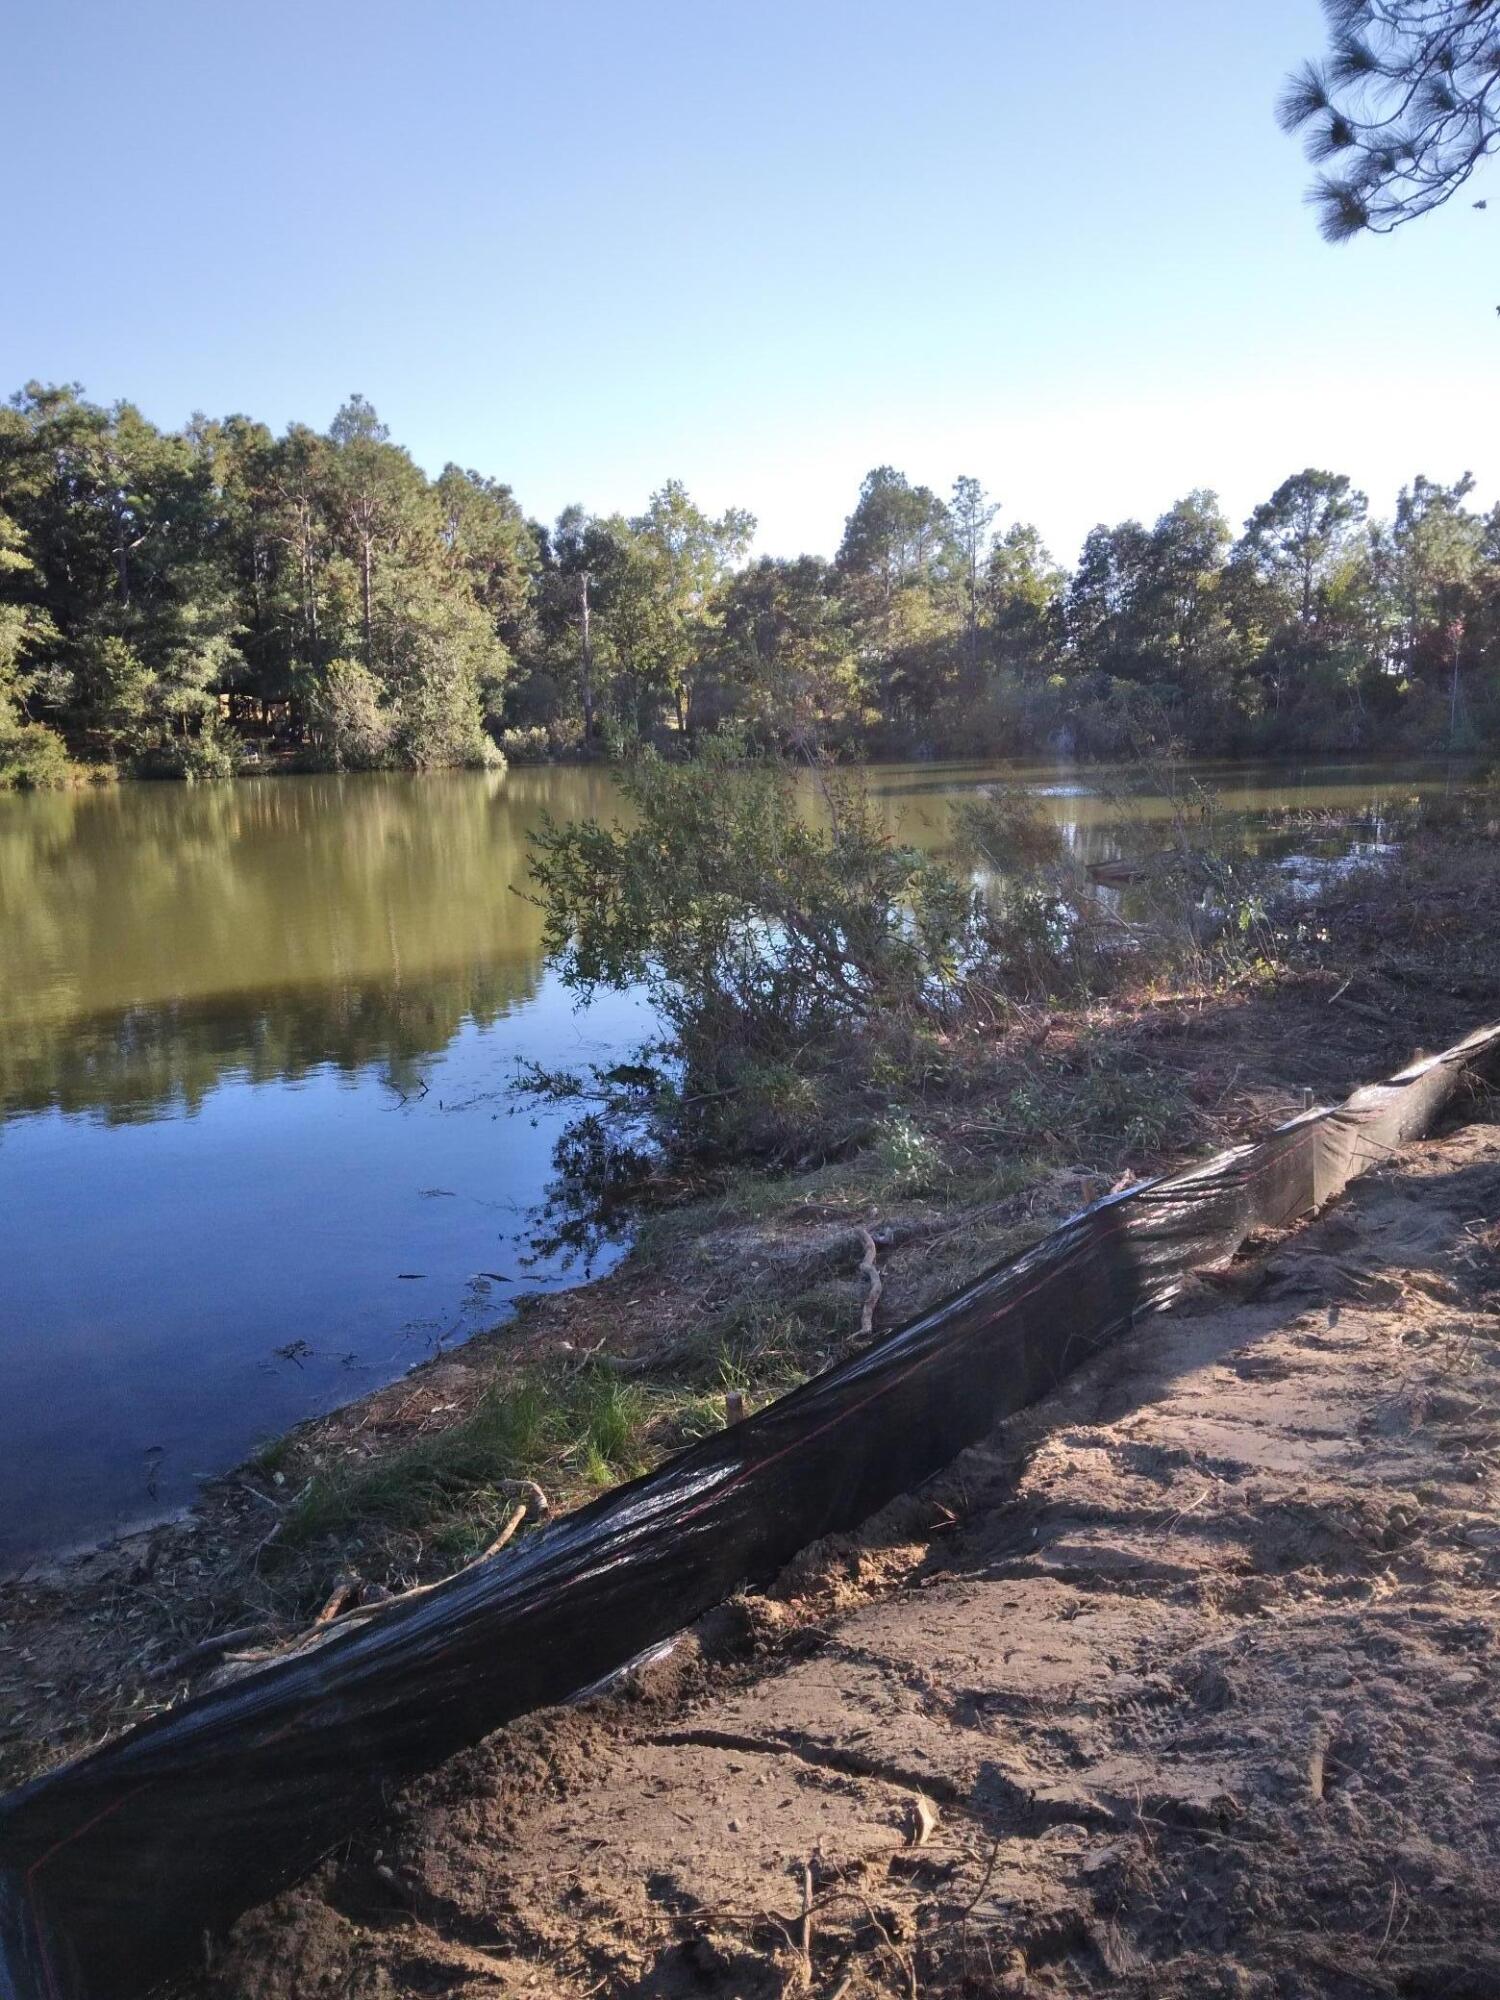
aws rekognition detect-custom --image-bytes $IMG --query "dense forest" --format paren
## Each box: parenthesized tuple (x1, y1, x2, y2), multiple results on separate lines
(1, 379, 1497, 787)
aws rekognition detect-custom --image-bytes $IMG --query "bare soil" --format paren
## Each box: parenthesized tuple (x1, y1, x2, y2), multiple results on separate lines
(198, 1113, 1500, 2000)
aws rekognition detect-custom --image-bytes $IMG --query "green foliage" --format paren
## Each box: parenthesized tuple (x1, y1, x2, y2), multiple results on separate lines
(0, 501, 68, 787)
(497, 725, 553, 763)
(135, 719, 242, 782)
(3, 378, 1500, 772)
(526, 743, 988, 1160)
(285, 1377, 551, 1546)
(694, 555, 861, 748)
(1002, 1048, 1198, 1162)
(0, 716, 72, 789)
(674, 1277, 862, 1392)
(1067, 492, 1242, 737)
(982, 882, 1098, 999)
(870, 1113, 946, 1195)
(1236, 469, 1368, 628)
(283, 1362, 651, 1550)
(0, 383, 515, 777)
(380, 586, 505, 770)
(309, 657, 394, 770)
(0, 504, 56, 712)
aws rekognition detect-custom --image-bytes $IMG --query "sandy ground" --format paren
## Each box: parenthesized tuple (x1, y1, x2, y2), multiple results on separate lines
(202, 1113, 1500, 2000)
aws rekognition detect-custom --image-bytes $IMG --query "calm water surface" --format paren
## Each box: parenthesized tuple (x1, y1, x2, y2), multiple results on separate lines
(0, 759, 1465, 1561)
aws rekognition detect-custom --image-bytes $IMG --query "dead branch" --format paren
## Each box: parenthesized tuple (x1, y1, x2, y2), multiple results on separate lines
(857, 1228, 882, 1338)
(161, 1623, 276, 1679)
(478, 1503, 528, 1561)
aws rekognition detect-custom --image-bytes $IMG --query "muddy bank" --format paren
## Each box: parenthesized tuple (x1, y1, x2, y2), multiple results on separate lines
(207, 1114, 1500, 2000)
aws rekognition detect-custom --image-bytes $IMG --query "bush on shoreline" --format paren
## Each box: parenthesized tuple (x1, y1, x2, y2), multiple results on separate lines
(524, 744, 996, 1166)
(521, 745, 1278, 1185)
(0, 716, 73, 789)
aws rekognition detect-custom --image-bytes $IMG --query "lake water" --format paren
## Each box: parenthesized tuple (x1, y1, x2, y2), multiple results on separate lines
(0, 758, 1466, 1563)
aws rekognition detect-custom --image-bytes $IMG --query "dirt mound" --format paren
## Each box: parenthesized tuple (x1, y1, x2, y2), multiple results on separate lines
(201, 1119, 1500, 1999)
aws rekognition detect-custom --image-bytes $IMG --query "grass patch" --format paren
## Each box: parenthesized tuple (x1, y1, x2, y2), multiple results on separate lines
(636, 1141, 959, 1253)
(996, 1046, 1200, 1161)
(282, 1365, 654, 1554)
(683, 1279, 858, 1391)
(278, 1263, 886, 1568)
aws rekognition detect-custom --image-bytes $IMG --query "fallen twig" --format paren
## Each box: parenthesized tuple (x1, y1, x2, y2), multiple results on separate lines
(1307, 1726, 1329, 1803)
(161, 1623, 276, 1679)
(857, 1228, 882, 1338)
(478, 1503, 527, 1561)
(250, 1518, 283, 1568)
(314, 1574, 360, 1626)
(288, 1489, 550, 1650)
(497, 1477, 551, 1519)
(798, 1859, 814, 1990)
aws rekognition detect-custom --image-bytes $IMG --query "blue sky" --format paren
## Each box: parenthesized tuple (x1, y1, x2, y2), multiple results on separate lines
(4, 0, 1496, 563)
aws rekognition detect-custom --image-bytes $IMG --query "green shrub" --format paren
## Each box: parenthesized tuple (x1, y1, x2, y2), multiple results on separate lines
(1003, 1048, 1196, 1164)
(309, 658, 393, 770)
(1071, 1057, 1194, 1154)
(499, 725, 552, 763)
(179, 724, 242, 781)
(0, 718, 72, 790)
(135, 721, 242, 781)
(870, 1113, 945, 1195)
(524, 744, 988, 1163)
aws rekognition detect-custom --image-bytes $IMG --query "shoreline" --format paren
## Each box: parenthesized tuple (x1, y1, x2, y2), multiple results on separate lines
(5, 742, 1489, 798)
(7, 756, 1487, 1567)
(4, 817, 1498, 1791)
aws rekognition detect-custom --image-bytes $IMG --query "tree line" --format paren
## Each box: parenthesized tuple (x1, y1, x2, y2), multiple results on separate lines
(2, 379, 1497, 786)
